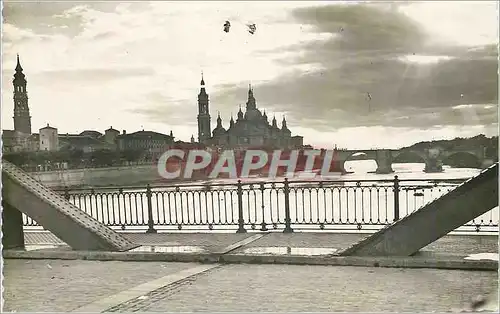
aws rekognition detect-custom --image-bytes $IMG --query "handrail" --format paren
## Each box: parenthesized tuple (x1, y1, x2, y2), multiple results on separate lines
(51, 177, 470, 192)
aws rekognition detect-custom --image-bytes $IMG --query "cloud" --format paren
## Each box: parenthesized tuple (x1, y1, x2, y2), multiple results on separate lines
(3, 2, 332, 136)
(35, 68, 155, 83)
(2, 2, 122, 37)
(1, 1, 498, 148)
(211, 3, 498, 130)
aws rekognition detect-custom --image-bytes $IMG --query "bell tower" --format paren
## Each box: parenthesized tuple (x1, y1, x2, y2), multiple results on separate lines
(197, 72, 211, 143)
(13, 54, 32, 135)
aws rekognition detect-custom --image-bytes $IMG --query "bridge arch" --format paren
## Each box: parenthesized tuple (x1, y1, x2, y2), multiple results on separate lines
(392, 150, 427, 163)
(391, 150, 427, 171)
(442, 151, 482, 168)
(341, 151, 380, 174)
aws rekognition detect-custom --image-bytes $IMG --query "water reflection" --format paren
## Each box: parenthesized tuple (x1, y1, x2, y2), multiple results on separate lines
(241, 246, 338, 256)
(128, 245, 206, 253)
(464, 253, 499, 261)
(24, 244, 70, 251)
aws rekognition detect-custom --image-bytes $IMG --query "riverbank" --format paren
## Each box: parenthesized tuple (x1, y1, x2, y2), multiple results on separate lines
(28, 161, 486, 189)
(29, 165, 346, 189)
(29, 165, 204, 188)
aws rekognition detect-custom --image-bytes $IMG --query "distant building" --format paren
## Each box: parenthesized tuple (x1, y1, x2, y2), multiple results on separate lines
(39, 124, 59, 151)
(116, 130, 175, 153)
(2, 130, 23, 152)
(58, 134, 109, 153)
(79, 130, 103, 139)
(196, 75, 303, 149)
(104, 127, 120, 146)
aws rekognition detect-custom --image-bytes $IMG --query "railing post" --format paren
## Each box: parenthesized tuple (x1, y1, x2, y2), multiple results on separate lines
(283, 178, 294, 233)
(146, 184, 157, 234)
(236, 180, 247, 233)
(393, 175, 400, 222)
(259, 183, 268, 231)
(63, 187, 70, 201)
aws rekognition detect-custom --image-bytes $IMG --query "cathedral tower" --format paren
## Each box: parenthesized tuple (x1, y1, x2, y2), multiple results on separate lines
(13, 54, 31, 134)
(197, 72, 211, 143)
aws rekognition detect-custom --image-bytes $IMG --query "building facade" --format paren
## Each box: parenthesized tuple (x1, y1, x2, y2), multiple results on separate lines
(196, 76, 303, 149)
(104, 127, 120, 147)
(39, 124, 59, 151)
(116, 130, 175, 153)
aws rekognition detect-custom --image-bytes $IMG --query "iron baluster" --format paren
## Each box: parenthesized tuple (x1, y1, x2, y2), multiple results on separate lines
(283, 178, 293, 233)
(236, 180, 246, 233)
(260, 183, 268, 231)
(393, 175, 400, 221)
(146, 184, 157, 233)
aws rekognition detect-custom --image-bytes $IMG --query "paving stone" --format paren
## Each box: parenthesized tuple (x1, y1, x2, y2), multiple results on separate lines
(423, 235, 498, 255)
(2, 259, 197, 312)
(3, 259, 497, 312)
(24, 231, 64, 244)
(139, 264, 498, 312)
(105, 266, 223, 312)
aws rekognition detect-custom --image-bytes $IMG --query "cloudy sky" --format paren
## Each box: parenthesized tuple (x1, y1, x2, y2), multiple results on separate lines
(2, 1, 498, 149)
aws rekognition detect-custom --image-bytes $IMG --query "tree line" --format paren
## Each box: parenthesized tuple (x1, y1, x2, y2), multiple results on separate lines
(2, 149, 151, 171)
(404, 134, 498, 160)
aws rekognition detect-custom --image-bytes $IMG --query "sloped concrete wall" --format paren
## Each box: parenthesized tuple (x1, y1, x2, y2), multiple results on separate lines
(30, 165, 161, 188)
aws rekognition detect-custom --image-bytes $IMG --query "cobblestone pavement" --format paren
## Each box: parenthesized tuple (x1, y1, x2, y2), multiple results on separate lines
(23, 231, 498, 255)
(118, 265, 498, 312)
(2, 260, 497, 312)
(2, 259, 196, 312)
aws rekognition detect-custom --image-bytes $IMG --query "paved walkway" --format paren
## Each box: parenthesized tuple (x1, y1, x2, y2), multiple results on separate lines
(3, 232, 497, 312)
(3, 259, 497, 312)
(24, 231, 499, 255)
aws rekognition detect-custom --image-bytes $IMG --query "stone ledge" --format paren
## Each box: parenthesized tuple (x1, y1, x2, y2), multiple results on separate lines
(2, 250, 220, 263)
(3, 250, 497, 271)
(221, 254, 498, 271)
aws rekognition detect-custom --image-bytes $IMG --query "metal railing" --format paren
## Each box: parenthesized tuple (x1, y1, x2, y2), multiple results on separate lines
(22, 177, 499, 233)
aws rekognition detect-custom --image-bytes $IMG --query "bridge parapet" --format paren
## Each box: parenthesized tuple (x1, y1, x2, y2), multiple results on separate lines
(335, 146, 487, 174)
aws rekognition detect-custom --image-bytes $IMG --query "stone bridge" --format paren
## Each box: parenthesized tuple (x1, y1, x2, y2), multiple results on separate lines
(335, 147, 488, 174)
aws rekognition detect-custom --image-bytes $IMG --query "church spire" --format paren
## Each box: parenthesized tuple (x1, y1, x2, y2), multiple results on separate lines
(282, 116, 288, 129)
(230, 113, 235, 128)
(14, 54, 26, 81)
(199, 71, 207, 96)
(237, 105, 244, 120)
(15, 54, 23, 72)
(246, 83, 256, 110)
(217, 111, 222, 126)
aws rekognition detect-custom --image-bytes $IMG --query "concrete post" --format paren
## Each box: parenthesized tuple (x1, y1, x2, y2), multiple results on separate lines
(1, 200, 25, 250)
